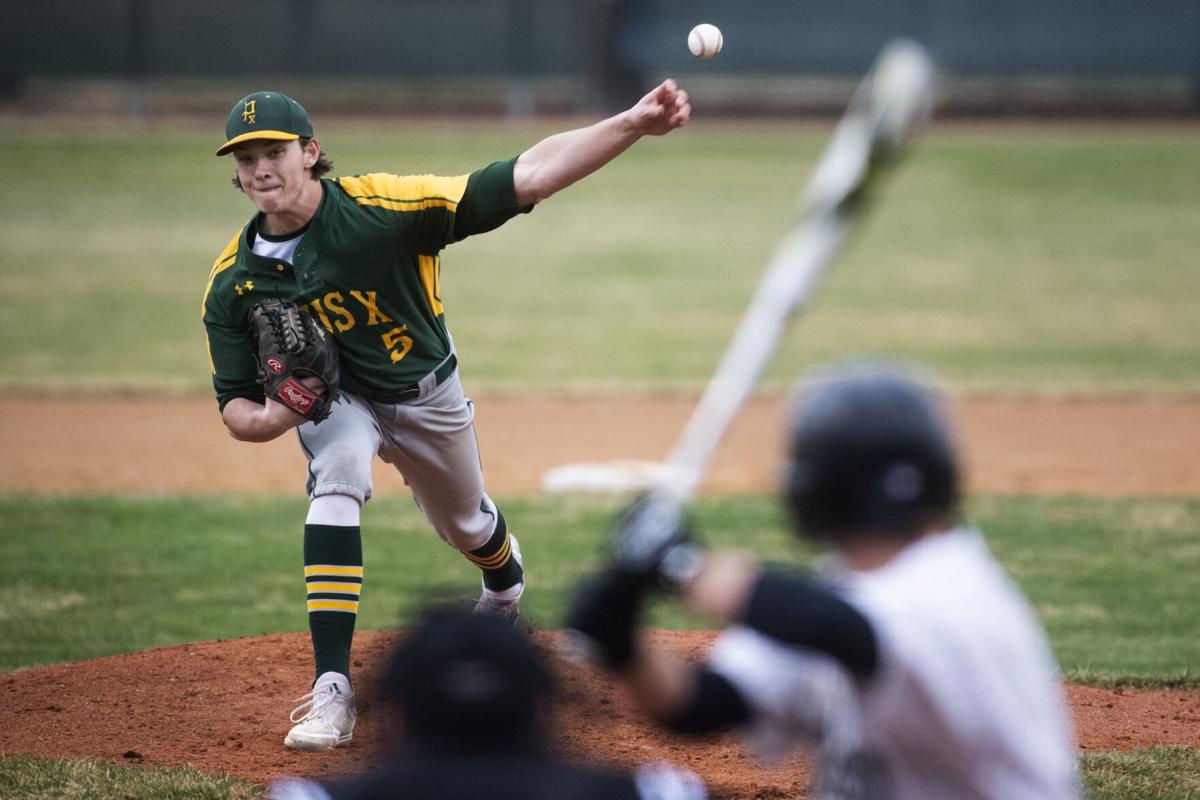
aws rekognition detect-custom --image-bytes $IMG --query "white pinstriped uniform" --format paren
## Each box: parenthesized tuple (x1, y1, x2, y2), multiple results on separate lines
(708, 528, 1082, 800)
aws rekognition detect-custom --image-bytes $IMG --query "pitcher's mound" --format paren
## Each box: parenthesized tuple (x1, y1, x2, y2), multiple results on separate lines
(2, 630, 1199, 799)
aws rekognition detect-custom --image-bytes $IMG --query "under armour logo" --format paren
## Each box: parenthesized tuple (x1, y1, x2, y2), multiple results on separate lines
(242, 100, 256, 125)
(234, 281, 254, 296)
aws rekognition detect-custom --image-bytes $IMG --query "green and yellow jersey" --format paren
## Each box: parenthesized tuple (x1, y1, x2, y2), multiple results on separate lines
(202, 157, 531, 410)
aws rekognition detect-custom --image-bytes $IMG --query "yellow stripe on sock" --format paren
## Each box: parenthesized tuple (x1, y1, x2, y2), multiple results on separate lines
(466, 538, 510, 568)
(307, 599, 360, 613)
(304, 565, 364, 577)
(465, 536, 511, 569)
(306, 582, 362, 595)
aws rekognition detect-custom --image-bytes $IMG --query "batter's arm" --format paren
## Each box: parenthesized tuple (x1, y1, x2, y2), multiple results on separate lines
(626, 643, 752, 734)
(566, 568, 751, 733)
(683, 552, 880, 677)
(512, 79, 689, 205)
(568, 549, 877, 731)
(613, 553, 756, 724)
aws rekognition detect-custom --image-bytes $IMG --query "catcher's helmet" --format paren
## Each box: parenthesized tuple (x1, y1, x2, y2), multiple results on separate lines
(784, 362, 960, 541)
(385, 604, 551, 753)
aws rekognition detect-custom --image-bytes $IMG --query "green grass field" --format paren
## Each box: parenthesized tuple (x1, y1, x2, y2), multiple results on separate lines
(1, 492, 1199, 798)
(1, 493, 1197, 683)
(1, 117, 1197, 797)
(0, 121, 1197, 393)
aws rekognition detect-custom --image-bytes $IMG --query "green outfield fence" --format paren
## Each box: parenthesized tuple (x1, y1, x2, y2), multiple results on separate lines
(2, 0, 1198, 117)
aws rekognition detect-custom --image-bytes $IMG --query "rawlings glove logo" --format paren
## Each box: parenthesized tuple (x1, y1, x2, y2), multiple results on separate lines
(279, 377, 317, 415)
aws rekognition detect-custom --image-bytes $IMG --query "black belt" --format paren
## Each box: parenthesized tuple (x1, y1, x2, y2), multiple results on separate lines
(358, 354, 457, 404)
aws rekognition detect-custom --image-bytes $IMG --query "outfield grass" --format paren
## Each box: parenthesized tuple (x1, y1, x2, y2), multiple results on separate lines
(1, 492, 1197, 685)
(0, 121, 1196, 393)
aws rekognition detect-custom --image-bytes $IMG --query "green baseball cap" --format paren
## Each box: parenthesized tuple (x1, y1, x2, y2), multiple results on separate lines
(215, 91, 314, 156)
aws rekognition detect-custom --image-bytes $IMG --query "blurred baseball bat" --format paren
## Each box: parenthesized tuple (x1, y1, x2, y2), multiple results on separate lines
(547, 40, 936, 569)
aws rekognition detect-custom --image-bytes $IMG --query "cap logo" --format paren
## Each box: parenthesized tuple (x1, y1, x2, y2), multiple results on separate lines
(242, 100, 256, 125)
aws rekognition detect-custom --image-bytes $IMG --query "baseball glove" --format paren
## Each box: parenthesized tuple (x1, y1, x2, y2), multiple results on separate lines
(248, 299, 340, 423)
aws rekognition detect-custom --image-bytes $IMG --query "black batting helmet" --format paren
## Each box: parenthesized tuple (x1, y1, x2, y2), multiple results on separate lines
(784, 362, 960, 541)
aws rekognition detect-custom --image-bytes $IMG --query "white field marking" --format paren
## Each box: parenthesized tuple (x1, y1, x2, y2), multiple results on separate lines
(541, 460, 680, 494)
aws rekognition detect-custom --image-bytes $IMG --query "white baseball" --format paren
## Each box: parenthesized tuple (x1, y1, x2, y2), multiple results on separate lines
(688, 23, 723, 60)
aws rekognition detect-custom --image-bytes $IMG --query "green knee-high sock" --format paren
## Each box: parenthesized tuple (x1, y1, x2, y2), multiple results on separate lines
(465, 508, 523, 591)
(303, 524, 363, 682)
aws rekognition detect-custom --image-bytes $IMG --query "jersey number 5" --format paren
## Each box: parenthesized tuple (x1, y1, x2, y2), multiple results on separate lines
(381, 325, 414, 363)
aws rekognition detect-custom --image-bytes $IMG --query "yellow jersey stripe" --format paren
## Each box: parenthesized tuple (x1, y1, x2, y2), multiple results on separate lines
(338, 173, 469, 214)
(304, 565, 365, 577)
(200, 232, 242, 321)
(352, 195, 458, 213)
(307, 600, 360, 613)
(306, 582, 363, 595)
(418, 255, 445, 316)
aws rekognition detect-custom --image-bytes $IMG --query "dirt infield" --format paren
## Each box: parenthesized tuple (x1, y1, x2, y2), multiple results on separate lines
(2, 393, 1199, 496)
(2, 630, 1198, 799)
(2, 392, 1198, 796)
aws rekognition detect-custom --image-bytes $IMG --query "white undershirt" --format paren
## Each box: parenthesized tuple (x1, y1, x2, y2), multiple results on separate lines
(251, 229, 304, 263)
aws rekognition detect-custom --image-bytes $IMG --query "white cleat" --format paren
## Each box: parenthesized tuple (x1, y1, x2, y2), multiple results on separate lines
(473, 589, 523, 626)
(284, 671, 356, 751)
(473, 535, 524, 627)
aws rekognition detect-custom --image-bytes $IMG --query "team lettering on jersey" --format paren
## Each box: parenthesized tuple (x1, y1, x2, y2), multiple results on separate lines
(306, 289, 414, 364)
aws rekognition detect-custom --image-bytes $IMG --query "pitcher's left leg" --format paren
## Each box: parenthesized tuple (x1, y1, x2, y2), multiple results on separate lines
(378, 374, 524, 619)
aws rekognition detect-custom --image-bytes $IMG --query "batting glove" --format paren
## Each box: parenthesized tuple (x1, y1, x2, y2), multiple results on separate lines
(565, 569, 648, 670)
(611, 493, 706, 593)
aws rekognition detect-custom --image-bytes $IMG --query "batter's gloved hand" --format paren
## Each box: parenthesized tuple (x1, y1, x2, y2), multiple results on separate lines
(249, 299, 340, 424)
(612, 493, 707, 594)
(565, 568, 648, 671)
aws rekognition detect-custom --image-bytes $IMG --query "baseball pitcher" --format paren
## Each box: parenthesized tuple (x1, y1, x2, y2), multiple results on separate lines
(202, 85, 689, 751)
